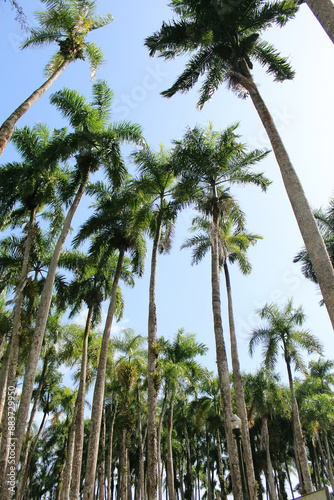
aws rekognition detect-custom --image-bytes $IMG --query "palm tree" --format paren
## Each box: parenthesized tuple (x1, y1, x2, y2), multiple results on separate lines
(299, 0, 334, 45)
(0, 0, 113, 158)
(132, 144, 179, 500)
(173, 122, 269, 500)
(114, 328, 147, 500)
(160, 329, 207, 500)
(182, 209, 262, 500)
(145, 0, 334, 328)
(249, 299, 324, 494)
(2, 81, 143, 496)
(72, 180, 149, 500)
(56, 247, 134, 500)
(294, 196, 334, 296)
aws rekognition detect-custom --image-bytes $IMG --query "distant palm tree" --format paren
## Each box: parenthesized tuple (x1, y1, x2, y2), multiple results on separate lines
(145, 0, 334, 328)
(0, 0, 113, 158)
(132, 144, 179, 499)
(72, 181, 149, 500)
(294, 197, 334, 299)
(249, 299, 324, 494)
(3, 81, 143, 496)
(174, 121, 269, 500)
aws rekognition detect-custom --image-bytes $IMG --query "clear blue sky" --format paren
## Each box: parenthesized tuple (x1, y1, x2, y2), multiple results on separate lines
(1, 0, 334, 383)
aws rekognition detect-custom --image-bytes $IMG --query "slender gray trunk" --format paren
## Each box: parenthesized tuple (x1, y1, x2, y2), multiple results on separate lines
(0, 344, 10, 435)
(223, 261, 257, 500)
(0, 206, 37, 484)
(260, 415, 278, 500)
(70, 305, 94, 500)
(166, 394, 176, 500)
(137, 386, 145, 500)
(147, 209, 163, 500)
(320, 431, 334, 492)
(285, 358, 313, 493)
(16, 351, 50, 500)
(59, 412, 76, 500)
(106, 395, 118, 500)
(210, 213, 242, 500)
(0, 61, 68, 159)
(305, 0, 334, 44)
(158, 386, 168, 500)
(216, 428, 227, 500)
(98, 406, 106, 500)
(237, 65, 334, 329)
(83, 249, 125, 500)
(0, 175, 89, 500)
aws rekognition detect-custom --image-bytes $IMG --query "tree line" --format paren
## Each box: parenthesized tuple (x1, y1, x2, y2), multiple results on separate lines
(0, 1, 334, 499)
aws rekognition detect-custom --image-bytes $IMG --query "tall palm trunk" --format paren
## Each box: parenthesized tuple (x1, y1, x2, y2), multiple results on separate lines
(0, 174, 89, 500)
(210, 212, 242, 500)
(319, 431, 334, 492)
(0, 206, 37, 486)
(260, 415, 278, 500)
(223, 261, 257, 500)
(158, 386, 168, 500)
(137, 386, 145, 500)
(216, 428, 227, 500)
(237, 64, 334, 328)
(285, 357, 313, 493)
(70, 305, 94, 500)
(0, 61, 68, 159)
(16, 350, 50, 500)
(166, 393, 176, 500)
(98, 406, 106, 500)
(83, 248, 125, 500)
(106, 395, 118, 500)
(59, 411, 76, 500)
(147, 211, 163, 500)
(305, 0, 334, 44)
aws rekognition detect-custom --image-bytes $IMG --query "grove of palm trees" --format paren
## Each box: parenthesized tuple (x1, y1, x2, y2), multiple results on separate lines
(0, 1, 334, 500)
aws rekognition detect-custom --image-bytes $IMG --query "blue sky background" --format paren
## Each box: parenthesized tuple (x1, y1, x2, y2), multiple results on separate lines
(1, 0, 334, 384)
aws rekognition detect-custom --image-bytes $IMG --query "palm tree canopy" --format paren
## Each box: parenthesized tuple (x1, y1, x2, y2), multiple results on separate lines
(173, 122, 270, 215)
(294, 196, 334, 284)
(145, 0, 298, 108)
(249, 299, 324, 373)
(22, 0, 113, 79)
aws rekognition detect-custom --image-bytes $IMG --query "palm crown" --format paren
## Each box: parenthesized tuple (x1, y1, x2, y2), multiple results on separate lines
(145, 0, 298, 107)
(22, 0, 113, 79)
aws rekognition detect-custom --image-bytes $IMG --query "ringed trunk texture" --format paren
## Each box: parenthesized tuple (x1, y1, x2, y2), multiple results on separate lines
(285, 359, 313, 494)
(238, 68, 334, 329)
(147, 212, 163, 500)
(210, 217, 242, 500)
(59, 413, 76, 500)
(305, 0, 334, 44)
(70, 306, 94, 500)
(0, 175, 89, 500)
(223, 261, 257, 500)
(106, 395, 118, 500)
(260, 416, 278, 500)
(0, 206, 37, 485)
(137, 386, 145, 500)
(157, 386, 168, 500)
(166, 395, 176, 500)
(83, 249, 125, 500)
(0, 61, 68, 159)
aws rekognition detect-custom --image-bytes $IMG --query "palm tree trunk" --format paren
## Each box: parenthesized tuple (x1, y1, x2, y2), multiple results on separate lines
(0, 206, 37, 486)
(137, 386, 145, 500)
(223, 261, 257, 500)
(237, 65, 334, 328)
(206, 428, 213, 500)
(210, 213, 242, 500)
(59, 412, 76, 500)
(106, 395, 118, 500)
(260, 415, 278, 500)
(98, 405, 106, 500)
(147, 211, 163, 500)
(70, 305, 94, 500)
(216, 428, 227, 500)
(184, 425, 194, 500)
(285, 358, 313, 493)
(0, 343, 10, 434)
(83, 248, 125, 500)
(166, 394, 176, 500)
(320, 431, 334, 492)
(305, 0, 334, 44)
(16, 350, 50, 500)
(0, 61, 68, 159)
(0, 174, 89, 500)
(158, 386, 168, 500)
